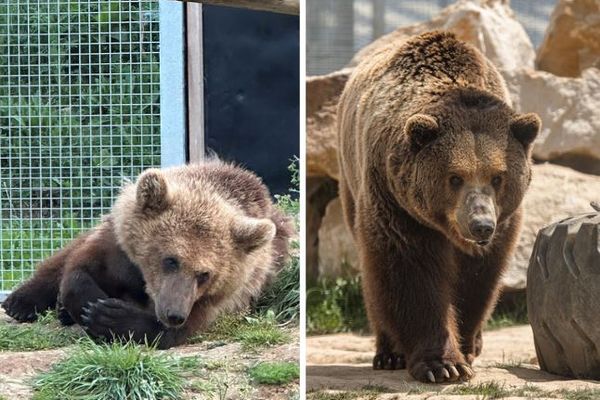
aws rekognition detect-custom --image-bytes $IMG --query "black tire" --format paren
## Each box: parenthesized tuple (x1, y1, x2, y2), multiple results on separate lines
(527, 211, 600, 379)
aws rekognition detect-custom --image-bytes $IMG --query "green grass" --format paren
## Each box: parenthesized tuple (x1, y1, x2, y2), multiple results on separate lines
(254, 158, 300, 324)
(307, 390, 382, 400)
(0, 311, 83, 351)
(307, 271, 368, 335)
(560, 389, 600, 400)
(0, 217, 88, 290)
(190, 313, 291, 351)
(449, 384, 600, 400)
(307, 271, 530, 335)
(248, 361, 299, 385)
(450, 382, 510, 398)
(32, 339, 183, 400)
(485, 292, 529, 330)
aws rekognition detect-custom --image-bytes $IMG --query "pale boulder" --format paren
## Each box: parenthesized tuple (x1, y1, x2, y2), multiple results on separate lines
(503, 67, 600, 175)
(317, 197, 358, 278)
(306, 70, 350, 179)
(351, 0, 535, 70)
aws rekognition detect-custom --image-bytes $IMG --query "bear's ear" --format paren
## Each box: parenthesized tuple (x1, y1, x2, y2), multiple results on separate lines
(231, 217, 276, 253)
(510, 113, 540, 151)
(404, 114, 439, 151)
(136, 169, 170, 213)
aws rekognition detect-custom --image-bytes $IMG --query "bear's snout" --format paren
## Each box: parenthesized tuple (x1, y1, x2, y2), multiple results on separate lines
(165, 310, 187, 327)
(468, 217, 495, 244)
(456, 190, 497, 245)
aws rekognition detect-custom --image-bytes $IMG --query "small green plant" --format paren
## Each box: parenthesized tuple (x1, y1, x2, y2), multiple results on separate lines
(191, 312, 291, 351)
(248, 361, 299, 385)
(449, 382, 510, 399)
(32, 339, 183, 400)
(307, 390, 381, 400)
(307, 272, 368, 334)
(485, 293, 529, 330)
(0, 311, 82, 351)
(255, 157, 300, 323)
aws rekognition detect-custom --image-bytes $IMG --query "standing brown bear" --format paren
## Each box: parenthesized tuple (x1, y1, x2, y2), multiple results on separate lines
(337, 31, 540, 383)
(2, 160, 293, 349)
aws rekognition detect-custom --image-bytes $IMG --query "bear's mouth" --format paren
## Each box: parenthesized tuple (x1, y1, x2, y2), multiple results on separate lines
(476, 240, 489, 246)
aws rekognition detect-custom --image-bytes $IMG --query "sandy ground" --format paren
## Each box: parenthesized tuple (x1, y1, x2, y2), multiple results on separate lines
(307, 326, 600, 399)
(0, 310, 299, 400)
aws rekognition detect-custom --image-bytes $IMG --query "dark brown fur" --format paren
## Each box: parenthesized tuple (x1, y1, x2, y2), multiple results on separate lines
(337, 31, 540, 382)
(2, 160, 293, 349)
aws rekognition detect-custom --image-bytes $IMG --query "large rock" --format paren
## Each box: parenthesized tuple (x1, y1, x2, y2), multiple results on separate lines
(503, 67, 600, 175)
(536, 0, 600, 77)
(306, 70, 350, 179)
(307, 0, 534, 180)
(504, 163, 600, 291)
(307, 178, 339, 283)
(317, 197, 358, 278)
(352, 0, 535, 70)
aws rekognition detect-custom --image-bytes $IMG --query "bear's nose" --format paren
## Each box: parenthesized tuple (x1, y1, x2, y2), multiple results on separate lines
(469, 218, 495, 241)
(166, 312, 186, 327)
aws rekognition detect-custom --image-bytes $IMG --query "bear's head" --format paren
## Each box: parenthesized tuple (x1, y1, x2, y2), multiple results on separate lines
(386, 88, 540, 253)
(112, 168, 276, 328)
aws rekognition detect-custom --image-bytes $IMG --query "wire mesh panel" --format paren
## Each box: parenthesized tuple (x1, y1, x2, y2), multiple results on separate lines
(0, 1, 162, 292)
(307, 0, 556, 75)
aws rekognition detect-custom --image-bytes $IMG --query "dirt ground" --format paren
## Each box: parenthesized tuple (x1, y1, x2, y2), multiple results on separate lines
(307, 326, 600, 399)
(0, 310, 299, 400)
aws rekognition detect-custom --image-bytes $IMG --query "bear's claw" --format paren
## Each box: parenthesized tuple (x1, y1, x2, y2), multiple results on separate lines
(411, 360, 474, 383)
(373, 352, 406, 370)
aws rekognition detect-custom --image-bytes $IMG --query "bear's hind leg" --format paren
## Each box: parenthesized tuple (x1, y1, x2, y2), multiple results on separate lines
(2, 247, 71, 322)
(373, 332, 406, 370)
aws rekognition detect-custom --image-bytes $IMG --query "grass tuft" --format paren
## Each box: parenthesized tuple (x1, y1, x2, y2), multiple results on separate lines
(449, 382, 510, 399)
(255, 157, 300, 324)
(0, 311, 82, 351)
(307, 272, 367, 335)
(191, 313, 291, 351)
(248, 361, 299, 385)
(32, 339, 183, 400)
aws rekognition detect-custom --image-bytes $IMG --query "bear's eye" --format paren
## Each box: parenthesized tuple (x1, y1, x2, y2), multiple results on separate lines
(492, 175, 503, 187)
(196, 272, 210, 286)
(162, 257, 179, 272)
(449, 175, 463, 189)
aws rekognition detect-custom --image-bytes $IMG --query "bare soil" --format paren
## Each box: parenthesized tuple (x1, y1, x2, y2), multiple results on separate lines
(307, 326, 600, 399)
(0, 310, 299, 400)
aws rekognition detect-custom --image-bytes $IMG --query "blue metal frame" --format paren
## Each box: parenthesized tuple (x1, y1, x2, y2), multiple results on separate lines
(159, 0, 187, 167)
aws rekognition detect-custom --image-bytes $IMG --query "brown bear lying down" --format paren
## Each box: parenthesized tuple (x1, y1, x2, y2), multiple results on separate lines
(337, 31, 540, 383)
(2, 160, 293, 349)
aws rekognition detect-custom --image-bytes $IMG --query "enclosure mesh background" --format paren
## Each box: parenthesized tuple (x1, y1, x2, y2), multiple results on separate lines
(307, 0, 556, 75)
(0, 2, 161, 291)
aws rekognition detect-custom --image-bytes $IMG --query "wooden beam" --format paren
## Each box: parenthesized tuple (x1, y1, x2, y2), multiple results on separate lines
(186, 3, 205, 163)
(173, 0, 299, 15)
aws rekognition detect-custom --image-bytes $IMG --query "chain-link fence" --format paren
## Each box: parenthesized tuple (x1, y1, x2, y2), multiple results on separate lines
(0, 1, 162, 292)
(307, 0, 556, 75)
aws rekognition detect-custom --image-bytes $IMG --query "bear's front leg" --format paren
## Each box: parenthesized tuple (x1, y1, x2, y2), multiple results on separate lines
(361, 238, 474, 383)
(372, 332, 406, 370)
(80, 298, 167, 345)
(81, 298, 196, 349)
(454, 235, 513, 364)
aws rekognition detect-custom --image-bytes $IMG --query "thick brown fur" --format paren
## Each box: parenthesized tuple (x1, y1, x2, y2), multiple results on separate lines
(337, 31, 540, 383)
(2, 159, 294, 349)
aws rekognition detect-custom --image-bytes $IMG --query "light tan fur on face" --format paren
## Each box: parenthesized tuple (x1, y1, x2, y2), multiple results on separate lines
(111, 161, 284, 328)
